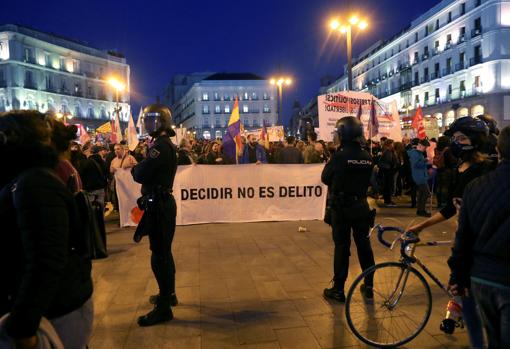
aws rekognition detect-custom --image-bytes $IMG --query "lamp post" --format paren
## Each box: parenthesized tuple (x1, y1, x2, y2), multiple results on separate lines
(329, 16, 368, 91)
(108, 77, 126, 123)
(270, 77, 292, 126)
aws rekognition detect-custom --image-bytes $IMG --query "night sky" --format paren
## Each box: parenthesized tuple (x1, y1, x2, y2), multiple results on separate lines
(1, 0, 440, 124)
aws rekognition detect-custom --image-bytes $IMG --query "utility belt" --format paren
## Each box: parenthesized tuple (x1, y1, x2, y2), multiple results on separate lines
(331, 192, 366, 206)
(138, 187, 173, 210)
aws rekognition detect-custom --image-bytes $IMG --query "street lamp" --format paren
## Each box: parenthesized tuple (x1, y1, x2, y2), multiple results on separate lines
(108, 77, 126, 124)
(270, 76, 292, 126)
(329, 15, 369, 91)
(56, 112, 74, 124)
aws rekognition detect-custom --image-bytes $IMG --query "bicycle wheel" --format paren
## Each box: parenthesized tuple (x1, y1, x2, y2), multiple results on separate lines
(345, 262, 432, 348)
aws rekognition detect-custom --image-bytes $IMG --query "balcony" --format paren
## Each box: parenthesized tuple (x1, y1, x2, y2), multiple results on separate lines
(445, 41, 453, 50)
(430, 71, 440, 80)
(413, 57, 420, 65)
(433, 48, 441, 56)
(400, 82, 413, 91)
(421, 53, 429, 61)
(0, 80, 6, 88)
(420, 76, 430, 84)
(458, 35, 466, 44)
(442, 67, 453, 76)
(24, 81, 38, 90)
(471, 27, 482, 38)
(23, 57, 37, 65)
(470, 56, 483, 67)
(455, 62, 466, 71)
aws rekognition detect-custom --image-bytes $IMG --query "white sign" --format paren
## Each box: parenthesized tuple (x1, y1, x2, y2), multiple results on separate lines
(243, 126, 285, 142)
(115, 164, 327, 226)
(318, 91, 402, 142)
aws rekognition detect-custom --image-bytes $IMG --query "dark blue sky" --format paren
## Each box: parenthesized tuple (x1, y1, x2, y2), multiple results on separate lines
(1, 0, 439, 124)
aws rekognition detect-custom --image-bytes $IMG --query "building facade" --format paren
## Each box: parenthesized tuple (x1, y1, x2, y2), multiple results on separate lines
(0, 24, 130, 128)
(170, 73, 278, 140)
(327, 0, 510, 130)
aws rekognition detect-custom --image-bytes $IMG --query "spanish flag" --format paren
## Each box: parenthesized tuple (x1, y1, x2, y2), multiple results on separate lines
(223, 97, 243, 164)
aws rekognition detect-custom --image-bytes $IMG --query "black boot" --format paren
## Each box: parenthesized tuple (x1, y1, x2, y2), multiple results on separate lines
(149, 293, 178, 306)
(138, 298, 173, 327)
(323, 285, 345, 302)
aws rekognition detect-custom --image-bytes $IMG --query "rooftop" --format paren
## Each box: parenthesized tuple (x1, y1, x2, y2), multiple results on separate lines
(0, 23, 126, 63)
(204, 73, 265, 81)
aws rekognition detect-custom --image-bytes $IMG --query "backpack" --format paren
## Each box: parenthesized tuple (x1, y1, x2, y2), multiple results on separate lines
(67, 173, 107, 259)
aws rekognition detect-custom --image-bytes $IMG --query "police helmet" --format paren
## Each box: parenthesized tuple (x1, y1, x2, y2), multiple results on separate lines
(444, 116, 489, 147)
(142, 103, 176, 137)
(336, 116, 363, 143)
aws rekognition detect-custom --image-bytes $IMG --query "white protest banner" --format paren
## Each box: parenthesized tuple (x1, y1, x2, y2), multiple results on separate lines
(116, 164, 327, 227)
(318, 91, 402, 142)
(243, 126, 285, 142)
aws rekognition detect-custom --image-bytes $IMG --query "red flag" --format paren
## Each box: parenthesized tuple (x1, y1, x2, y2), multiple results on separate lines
(412, 106, 427, 139)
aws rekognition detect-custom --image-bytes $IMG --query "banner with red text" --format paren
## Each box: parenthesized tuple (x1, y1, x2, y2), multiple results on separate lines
(115, 164, 327, 227)
(318, 91, 402, 142)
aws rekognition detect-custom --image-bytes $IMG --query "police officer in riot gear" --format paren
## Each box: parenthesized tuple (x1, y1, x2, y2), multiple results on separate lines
(321, 116, 376, 302)
(131, 104, 178, 326)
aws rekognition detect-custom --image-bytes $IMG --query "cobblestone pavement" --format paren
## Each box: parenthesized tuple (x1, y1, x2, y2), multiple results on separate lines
(90, 198, 471, 348)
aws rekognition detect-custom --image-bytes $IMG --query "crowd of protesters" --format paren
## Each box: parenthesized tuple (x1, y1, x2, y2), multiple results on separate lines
(0, 108, 509, 348)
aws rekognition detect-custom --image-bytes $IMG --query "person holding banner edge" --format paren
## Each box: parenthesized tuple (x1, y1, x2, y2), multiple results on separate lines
(321, 116, 376, 302)
(131, 104, 179, 327)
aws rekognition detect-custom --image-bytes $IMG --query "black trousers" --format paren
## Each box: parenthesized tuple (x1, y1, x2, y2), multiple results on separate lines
(381, 170, 395, 204)
(147, 195, 177, 299)
(331, 201, 375, 291)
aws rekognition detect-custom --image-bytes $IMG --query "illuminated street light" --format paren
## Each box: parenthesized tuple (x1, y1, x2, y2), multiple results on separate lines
(108, 76, 126, 138)
(328, 15, 369, 90)
(270, 75, 293, 125)
(55, 112, 73, 123)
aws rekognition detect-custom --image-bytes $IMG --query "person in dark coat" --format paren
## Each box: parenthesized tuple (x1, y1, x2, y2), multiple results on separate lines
(0, 111, 93, 349)
(278, 136, 304, 164)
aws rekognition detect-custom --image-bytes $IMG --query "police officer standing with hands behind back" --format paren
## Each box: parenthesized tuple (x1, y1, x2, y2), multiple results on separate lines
(321, 116, 376, 302)
(131, 104, 178, 327)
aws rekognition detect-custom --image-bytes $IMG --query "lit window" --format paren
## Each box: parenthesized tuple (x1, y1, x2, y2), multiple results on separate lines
(224, 104, 231, 113)
(202, 92, 209, 101)
(214, 92, 220, 101)
(215, 105, 221, 113)
(243, 92, 249, 100)
(243, 105, 249, 113)
(263, 93, 269, 100)
(263, 105, 270, 113)
(203, 105, 210, 114)
(252, 92, 258, 100)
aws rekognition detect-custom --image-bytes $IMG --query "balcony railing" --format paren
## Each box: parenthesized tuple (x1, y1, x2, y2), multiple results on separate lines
(0, 80, 6, 88)
(458, 35, 466, 44)
(455, 62, 466, 71)
(470, 56, 483, 66)
(420, 76, 430, 84)
(442, 67, 453, 76)
(24, 81, 37, 90)
(421, 53, 429, 61)
(413, 57, 420, 65)
(445, 41, 453, 50)
(471, 27, 482, 38)
(430, 71, 440, 80)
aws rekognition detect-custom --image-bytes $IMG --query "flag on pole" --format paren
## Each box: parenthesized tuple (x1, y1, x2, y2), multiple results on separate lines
(77, 124, 91, 144)
(356, 103, 363, 120)
(96, 121, 112, 134)
(223, 97, 243, 164)
(412, 106, 427, 139)
(260, 121, 270, 150)
(111, 112, 122, 144)
(367, 98, 379, 139)
(127, 113, 138, 151)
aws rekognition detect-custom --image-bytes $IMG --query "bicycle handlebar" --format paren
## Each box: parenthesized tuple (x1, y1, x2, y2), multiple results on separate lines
(372, 224, 421, 263)
(372, 224, 405, 248)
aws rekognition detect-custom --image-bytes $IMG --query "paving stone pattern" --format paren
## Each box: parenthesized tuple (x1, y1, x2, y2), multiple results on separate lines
(90, 201, 471, 348)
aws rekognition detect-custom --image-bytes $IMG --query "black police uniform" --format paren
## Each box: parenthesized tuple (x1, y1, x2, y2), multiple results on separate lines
(321, 141, 376, 297)
(132, 135, 178, 324)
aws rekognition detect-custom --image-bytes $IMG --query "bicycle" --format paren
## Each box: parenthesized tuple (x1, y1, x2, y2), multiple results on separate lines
(344, 224, 460, 348)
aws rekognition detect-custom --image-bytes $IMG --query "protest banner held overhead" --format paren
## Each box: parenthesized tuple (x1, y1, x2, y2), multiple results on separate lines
(115, 164, 327, 227)
(318, 91, 402, 142)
